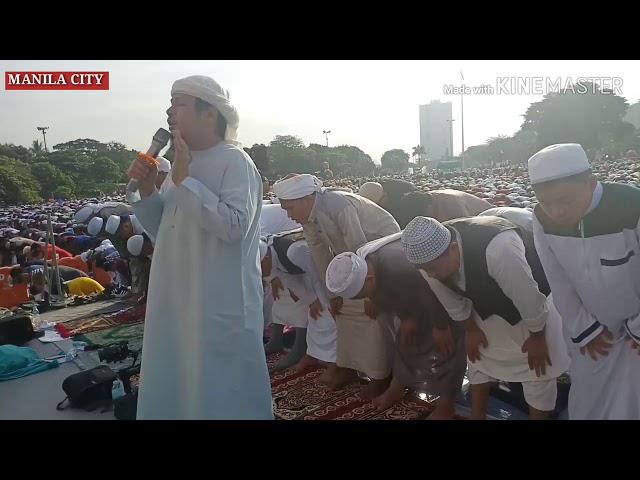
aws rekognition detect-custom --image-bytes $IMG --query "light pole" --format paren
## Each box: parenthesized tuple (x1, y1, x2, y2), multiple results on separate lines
(37, 126, 49, 152)
(446, 119, 455, 160)
(323, 130, 331, 147)
(460, 71, 465, 169)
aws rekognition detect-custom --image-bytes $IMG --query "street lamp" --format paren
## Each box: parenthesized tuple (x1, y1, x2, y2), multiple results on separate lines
(446, 119, 455, 160)
(37, 126, 49, 152)
(323, 130, 331, 147)
(460, 70, 465, 169)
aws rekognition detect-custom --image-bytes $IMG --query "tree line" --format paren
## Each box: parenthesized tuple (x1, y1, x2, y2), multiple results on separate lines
(462, 81, 640, 167)
(0, 139, 137, 205)
(1, 80, 638, 204)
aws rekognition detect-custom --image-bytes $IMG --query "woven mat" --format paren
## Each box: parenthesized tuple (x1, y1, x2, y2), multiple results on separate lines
(58, 304, 145, 337)
(74, 322, 145, 349)
(267, 353, 465, 420)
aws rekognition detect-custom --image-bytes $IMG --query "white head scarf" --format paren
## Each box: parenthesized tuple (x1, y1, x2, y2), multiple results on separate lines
(105, 215, 121, 235)
(171, 75, 240, 144)
(87, 217, 104, 236)
(156, 156, 171, 173)
(358, 182, 384, 204)
(130, 215, 145, 235)
(273, 174, 323, 200)
(127, 235, 145, 256)
(259, 238, 269, 261)
(325, 252, 368, 299)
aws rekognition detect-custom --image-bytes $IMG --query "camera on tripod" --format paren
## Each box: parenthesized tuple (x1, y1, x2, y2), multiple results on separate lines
(98, 341, 132, 363)
(93, 340, 141, 396)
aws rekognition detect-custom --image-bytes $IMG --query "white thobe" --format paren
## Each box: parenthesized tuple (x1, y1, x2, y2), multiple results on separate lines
(260, 204, 301, 235)
(274, 241, 337, 363)
(303, 189, 400, 378)
(260, 206, 303, 330)
(132, 142, 273, 420)
(424, 229, 570, 383)
(533, 182, 640, 419)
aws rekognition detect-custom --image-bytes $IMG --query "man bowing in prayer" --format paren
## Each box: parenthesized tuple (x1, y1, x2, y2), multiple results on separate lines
(260, 231, 338, 376)
(127, 75, 273, 420)
(325, 235, 467, 418)
(529, 143, 640, 419)
(402, 216, 570, 420)
(273, 174, 400, 399)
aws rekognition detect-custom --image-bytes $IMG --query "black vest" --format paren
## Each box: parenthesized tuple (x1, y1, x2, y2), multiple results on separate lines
(443, 216, 550, 326)
(272, 231, 306, 275)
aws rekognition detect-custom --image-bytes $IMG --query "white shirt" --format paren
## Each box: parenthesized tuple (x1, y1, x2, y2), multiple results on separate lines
(260, 204, 300, 235)
(426, 229, 548, 333)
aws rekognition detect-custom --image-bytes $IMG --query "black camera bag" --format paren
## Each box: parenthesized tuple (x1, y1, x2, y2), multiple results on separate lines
(0, 314, 38, 346)
(56, 365, 117, 412)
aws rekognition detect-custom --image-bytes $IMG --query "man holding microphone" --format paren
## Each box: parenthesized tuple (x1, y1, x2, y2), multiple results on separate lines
(127, 75, 272, 420)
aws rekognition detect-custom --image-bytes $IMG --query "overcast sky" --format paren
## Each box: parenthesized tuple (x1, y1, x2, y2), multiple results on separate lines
(2, 60, 639, 162)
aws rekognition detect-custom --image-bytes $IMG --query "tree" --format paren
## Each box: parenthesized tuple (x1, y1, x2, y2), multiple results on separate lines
(52, 138, 104, 155)
(47, 150, 89, 183)
(412, 145, 426, 166)
(269, 135, 306, 150)
(0, 143, 33, 164)
(463, 144, 493, 167)
(381, 149, 410, 173)
(269, 135, 312, 175)
(53, 185, 75, 199)
(31, 140, 45, 159)
(625, 102, 640, 129)
(89, 157, 121, 183)
(521, 81, 630, 154)
(47, 139, 137, 194)
(100, 144, 137, 181)
(249, 144, 270, 174)
(330, 145, 375, 176)
(31, 162, 75, 199)
(0, 156, 41, 204)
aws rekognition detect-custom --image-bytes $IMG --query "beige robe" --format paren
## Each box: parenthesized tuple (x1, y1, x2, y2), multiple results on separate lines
(422, 189, 492, 221)
(303, 189, 400, 379)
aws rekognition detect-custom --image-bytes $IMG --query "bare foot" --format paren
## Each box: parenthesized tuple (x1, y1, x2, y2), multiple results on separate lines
(360, 376, 392, 402)
(318, 364, 337, 385)
(125, 293, 143, 304)
(294, 355, 321, 373)
(273, 348, 306, 372)
(265, 342, 284, 355)
(426, 397, 456, 420)
(328, 367, 359, 390)
(371, 378, 406, 410)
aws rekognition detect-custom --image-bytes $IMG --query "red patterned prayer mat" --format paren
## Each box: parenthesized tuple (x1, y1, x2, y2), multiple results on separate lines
(267, 353, 465, 420)
(55, 304, 146, 337)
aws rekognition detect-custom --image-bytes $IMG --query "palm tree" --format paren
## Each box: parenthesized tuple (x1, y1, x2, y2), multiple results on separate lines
(412, 145, 427, 166)
(411, 145, 420, 164)
(31, 140, 44, 159)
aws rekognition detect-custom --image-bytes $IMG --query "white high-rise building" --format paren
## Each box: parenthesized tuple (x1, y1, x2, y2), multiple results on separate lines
(419, 100, 453, 164)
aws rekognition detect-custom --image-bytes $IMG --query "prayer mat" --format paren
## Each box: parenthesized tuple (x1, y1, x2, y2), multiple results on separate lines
(56, 304, 145, 337)
(267, 353, 467, 420)
(66, 291, 113, 307)
(74, 322, 145, 349)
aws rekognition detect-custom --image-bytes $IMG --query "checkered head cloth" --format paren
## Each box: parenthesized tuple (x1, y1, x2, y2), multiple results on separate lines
(401, 216, 451, 265)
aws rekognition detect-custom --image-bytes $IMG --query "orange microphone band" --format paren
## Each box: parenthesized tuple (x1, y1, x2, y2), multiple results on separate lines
(137, 152, 160, 167)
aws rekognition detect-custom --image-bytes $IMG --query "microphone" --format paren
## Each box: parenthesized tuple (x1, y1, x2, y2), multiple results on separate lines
(126, 128, 171, 193)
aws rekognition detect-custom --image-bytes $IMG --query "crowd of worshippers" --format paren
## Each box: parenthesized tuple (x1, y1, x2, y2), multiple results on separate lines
(2, 132, 639, 419)
(0, 180, 168, 309)
(259, 143, 640, 420)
